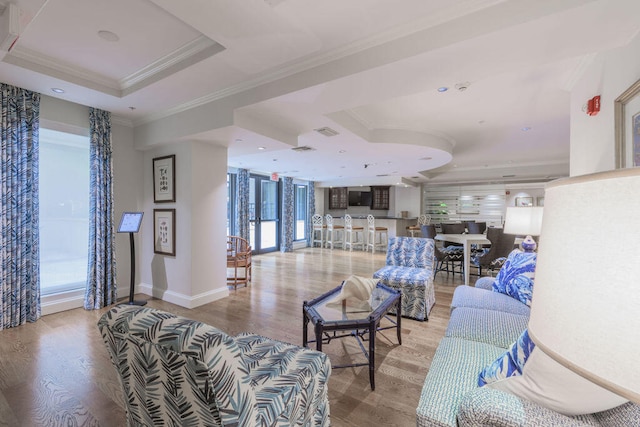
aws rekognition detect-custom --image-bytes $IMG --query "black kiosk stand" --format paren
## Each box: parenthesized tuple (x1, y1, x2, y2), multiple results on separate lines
(117, 212, 146, 306)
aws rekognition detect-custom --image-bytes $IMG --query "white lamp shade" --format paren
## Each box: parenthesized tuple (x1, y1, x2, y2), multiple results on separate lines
(503, 206, 543, 236)
(528, 168, 640, 403)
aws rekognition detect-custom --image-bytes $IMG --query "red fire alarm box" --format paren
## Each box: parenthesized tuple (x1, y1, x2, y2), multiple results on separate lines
(587, 95, 601, 116)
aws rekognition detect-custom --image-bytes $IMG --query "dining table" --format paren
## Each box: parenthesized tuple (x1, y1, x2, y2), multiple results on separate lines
(434, 233, 491, 286)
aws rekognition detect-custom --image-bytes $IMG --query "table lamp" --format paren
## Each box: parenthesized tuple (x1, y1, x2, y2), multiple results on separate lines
(503, 206, 543, 252)
(529, 168, 640, 404)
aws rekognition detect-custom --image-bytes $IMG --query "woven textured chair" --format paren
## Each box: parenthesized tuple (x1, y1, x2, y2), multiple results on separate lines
(227, 235, 252, 289)
(98, 306, 331, 426)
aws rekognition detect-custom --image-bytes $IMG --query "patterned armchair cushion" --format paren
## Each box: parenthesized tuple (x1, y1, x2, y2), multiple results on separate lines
(385, 236, 435, 269)
(98, 306, 331, 427)
(233, 333, 331, 426)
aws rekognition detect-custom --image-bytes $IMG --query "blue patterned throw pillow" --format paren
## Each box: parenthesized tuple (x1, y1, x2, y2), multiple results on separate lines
(505, 274, 534, 306)
(492, 250, 537, 295)
(478, 328, 535, 386)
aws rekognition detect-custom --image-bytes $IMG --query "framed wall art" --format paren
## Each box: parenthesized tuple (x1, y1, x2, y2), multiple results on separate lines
(614, 78, 640, 168)
(153, 155, 176, 202)
(154, 209, 176, 256)
(515, 196, 534, 207)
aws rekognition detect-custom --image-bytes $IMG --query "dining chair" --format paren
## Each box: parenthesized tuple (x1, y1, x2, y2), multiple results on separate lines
(470, 227, 517, 276)
(421, 224, 460, 278)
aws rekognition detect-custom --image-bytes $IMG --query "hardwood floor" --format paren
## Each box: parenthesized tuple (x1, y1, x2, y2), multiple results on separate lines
(0, 247, 462, 427)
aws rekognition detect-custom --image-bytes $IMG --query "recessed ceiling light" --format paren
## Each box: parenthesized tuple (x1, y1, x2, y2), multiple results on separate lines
(258, 147, 265, 150)
(272, 158, 278, 161)
(521, 127, 532, 131)
(338, 150, 346, 153)
(51, 88, 65, 93)
(437, 87, 448, 92)
(98, 30, 119, 42)
(235, 138, 243, 143)
(420, 156, 432, 161)
(128, 106, 136, 110)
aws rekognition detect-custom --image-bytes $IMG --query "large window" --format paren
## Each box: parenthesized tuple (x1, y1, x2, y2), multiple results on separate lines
(39, 129, 90, 295)
(294, 184, 308, 241)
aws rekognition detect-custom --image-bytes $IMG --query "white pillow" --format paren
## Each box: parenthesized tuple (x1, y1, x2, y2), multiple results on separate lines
(486, 347, 627, 416)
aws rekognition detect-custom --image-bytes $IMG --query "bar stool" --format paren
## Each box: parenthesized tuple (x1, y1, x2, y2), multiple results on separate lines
(344, 214, 365, 251)
(367, 214, 388, 253)
(312, 214, 324, 248)
(324, 214, 344, 249)
(407, 214, 431, 237)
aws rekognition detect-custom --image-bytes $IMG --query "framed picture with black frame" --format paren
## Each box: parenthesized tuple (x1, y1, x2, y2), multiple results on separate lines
(154, 209, 176, 256)
(153, 155, 176, 202)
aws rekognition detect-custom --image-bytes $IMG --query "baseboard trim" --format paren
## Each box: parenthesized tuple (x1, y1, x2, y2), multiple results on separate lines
(41, 290, 84, 315)
(138, 283, 229, 308)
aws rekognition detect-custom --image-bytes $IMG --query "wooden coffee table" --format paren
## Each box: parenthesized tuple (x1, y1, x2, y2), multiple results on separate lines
(302, 282, 401, 390)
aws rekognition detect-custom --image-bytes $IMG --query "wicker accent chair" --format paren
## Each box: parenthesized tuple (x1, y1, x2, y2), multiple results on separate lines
(470, 227, 516, 276)
(98, 306, 331, 426)
(227, 235, 252, 290)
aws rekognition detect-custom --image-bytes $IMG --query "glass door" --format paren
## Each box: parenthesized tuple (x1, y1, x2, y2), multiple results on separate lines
(249, 175, 280, 253)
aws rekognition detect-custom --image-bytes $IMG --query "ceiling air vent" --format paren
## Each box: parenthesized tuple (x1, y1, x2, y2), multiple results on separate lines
(314, 127, 339, 137)
(291, 146, 316, 152)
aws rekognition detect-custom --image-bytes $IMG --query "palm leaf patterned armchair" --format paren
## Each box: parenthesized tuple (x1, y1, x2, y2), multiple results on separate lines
(98, 305, 331, 426)
(373, 237, 436, 321)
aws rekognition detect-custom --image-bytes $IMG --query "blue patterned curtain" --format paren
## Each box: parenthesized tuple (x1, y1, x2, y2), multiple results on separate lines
(84, 108, 117, 309)
(280, 177, 294, 252)
(306, 181, 315, 247)
(236, 169, 250, 241)
(0, 83, 41, 330)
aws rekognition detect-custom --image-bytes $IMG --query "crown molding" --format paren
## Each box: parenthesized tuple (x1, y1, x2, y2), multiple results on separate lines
(6, 35, 224, 98)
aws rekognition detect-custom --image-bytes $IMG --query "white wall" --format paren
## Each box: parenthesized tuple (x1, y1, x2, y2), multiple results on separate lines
(570, 33, 640, 176)
(394, 186, 421, 218)
(139, 141, 229, 308)
(111, 122, 144, 298)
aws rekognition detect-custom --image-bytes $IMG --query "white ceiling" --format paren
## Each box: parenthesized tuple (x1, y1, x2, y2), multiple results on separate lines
(1, 0, 639, 187)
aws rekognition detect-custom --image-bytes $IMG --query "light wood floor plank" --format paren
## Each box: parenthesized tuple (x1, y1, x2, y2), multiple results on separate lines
(0, 247, 464, 426)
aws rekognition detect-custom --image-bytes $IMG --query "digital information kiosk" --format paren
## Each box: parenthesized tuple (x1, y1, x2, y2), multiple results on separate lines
(117, 212, 146, 305)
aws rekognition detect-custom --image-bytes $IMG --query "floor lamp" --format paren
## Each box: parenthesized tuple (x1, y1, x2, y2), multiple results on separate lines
(117, 212, 147, 306)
